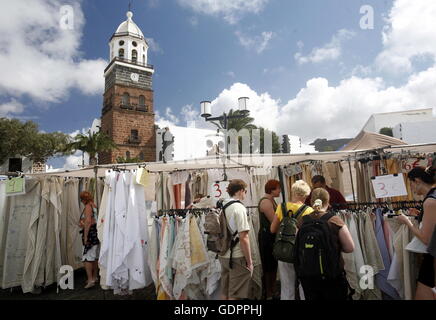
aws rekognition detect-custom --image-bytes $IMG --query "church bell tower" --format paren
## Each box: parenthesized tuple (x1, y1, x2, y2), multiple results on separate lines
(100, 10, 156, 164)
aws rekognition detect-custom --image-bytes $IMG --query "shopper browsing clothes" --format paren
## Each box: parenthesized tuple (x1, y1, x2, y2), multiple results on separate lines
(397, 166, 436, 300)
(79, 191, 100, 289)
(219, 179, 253, 300)
(306, 175, 347, 209)
(270, 180, 313, 300)
(295, 188, 355, 300)
(258, 180, 281, 300)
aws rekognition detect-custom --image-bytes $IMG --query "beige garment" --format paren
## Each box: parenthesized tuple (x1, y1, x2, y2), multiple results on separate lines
(21, 178, 46, 292)
(64, 180, 83, 270)
(247, 212, 262, 300)
(3, 179, 41, 289)
(189, 216, 209, 269)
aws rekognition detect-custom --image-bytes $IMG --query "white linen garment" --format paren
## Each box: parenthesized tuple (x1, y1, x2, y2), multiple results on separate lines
(124, 172, 152, 290)
(99, 171, 118, 288)
(111, 172, 130, 294)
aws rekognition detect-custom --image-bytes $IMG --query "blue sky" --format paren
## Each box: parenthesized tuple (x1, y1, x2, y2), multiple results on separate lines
(1, 0, 436, 168)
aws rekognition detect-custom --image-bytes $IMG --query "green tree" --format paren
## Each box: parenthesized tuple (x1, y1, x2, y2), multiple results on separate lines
(379, 127, 393, 137)
(220, 109, 257, 131)
(0, 118, 70, 163)
(65, 131, 118, 165)
(258, 127, 281, 154)
(116, 156, 141, 163)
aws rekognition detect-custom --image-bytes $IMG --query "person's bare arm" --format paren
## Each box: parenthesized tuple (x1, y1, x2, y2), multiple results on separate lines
(239, 231, 253, 274)
(338, 225, 355, 253)
(83, 204, 93, 243)
(399, 200, 436, 245)
(270, 215, 280, 234)
(260, 199, 276, 224)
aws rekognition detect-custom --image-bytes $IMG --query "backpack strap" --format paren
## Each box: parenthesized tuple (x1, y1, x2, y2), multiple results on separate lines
(281, 203, 293, 218)
(222, 200, 242, 269)
(294, 204, 309, 220)
(320, 212, 334, 222)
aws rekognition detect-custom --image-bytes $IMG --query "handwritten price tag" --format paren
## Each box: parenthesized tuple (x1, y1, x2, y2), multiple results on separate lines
(210, 181, 230, 204)
(371, 174, 408, 199)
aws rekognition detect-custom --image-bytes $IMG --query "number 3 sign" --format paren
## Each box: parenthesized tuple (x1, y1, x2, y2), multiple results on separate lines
(210, 181, 230, 204)
(371, 174, 408, 199)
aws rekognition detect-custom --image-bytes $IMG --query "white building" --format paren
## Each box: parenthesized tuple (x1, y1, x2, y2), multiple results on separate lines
(393, 121, 436, 144)
(283, 135, 317, 154)
(361, 108, 434, 133)
(361, 108, 436, 144)
(156, 125, 223, 161)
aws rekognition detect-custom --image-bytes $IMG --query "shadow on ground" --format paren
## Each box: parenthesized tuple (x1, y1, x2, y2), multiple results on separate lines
(0, 268, 157, 300)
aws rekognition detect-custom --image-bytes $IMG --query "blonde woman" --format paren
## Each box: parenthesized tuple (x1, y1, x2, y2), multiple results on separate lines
(270, 180, 314, 300)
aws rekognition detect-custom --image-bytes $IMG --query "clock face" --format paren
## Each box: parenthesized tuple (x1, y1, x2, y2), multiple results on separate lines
(130, 73, 139, 82)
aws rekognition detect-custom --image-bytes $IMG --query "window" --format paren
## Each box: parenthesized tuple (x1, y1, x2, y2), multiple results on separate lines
(119, 40, 125, 46)
(132, 41, 137, 47)
(119, 48, 124, 58)
(122, 92, 130, 106)
(131, 129, 138, 139)
(132, 49, 137, 62)
(139, 152, 145, 161)
(126, 151, 130, 159)
(139, 95, 145, 107)
(143, 55, 145, 64)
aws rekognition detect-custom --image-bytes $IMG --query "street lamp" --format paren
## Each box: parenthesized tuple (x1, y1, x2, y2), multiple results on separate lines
(200, 97, 250, 154)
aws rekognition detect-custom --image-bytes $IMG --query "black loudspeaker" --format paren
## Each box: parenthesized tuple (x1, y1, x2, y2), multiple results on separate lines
(8, 158, 22, 172)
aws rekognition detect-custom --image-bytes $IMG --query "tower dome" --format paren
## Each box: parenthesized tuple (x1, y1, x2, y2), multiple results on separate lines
(109, 11, 149, 66)
(115, 11, 144, 39)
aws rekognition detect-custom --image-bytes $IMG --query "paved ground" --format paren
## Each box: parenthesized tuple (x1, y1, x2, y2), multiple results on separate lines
(0, 268, 157, 300)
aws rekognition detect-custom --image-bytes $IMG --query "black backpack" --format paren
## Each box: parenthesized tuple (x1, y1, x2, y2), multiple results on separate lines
(294, 212, 342, 280)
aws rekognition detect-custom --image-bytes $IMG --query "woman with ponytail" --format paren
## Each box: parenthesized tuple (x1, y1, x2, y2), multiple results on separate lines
(297, 188, 354, 300)
(398, 166, 436, 300)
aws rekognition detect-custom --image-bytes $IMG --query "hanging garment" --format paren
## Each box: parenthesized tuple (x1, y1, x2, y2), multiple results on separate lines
(99, 171, 117, 288)
(64, 179, 83, 270)
(342, 213, 366, 300)
(158, 216, 173, 299)
(0, 181, 8, 280)
(111, 172, 130, 294)
(148, 217, 160, 290)
(374, 209, 401, 299)
(171, 171, 189, 185)
(2, 179, 41, 289)
(172, 215, 192, 300)
(123, 172, 152, 291)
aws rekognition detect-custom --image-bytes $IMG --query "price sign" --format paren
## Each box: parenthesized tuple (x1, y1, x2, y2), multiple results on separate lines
(210, 181, 230, 204)
(371, 174, 408, 199)
(402, 159, 430, 172)
(5, 177, 26, 196)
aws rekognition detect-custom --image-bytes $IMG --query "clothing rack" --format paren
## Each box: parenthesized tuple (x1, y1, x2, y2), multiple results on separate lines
(334, 200, 423, 208)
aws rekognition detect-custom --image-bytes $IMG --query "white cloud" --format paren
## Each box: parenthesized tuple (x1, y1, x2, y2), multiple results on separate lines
(145, 37, 163, 54)
(375, 0, 436, 74)
(235, 31, 275, 54)
(0, 0, 106, 108)
(181, 104, 200, 123)
(177, 0, 269, 24)
(63, 150, 88, 170)
(199, 62, 436, 143)
(295, 29, 355, 65)
(0, 99, 24, 117)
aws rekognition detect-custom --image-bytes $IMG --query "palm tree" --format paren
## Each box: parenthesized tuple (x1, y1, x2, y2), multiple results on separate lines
(220, 109, 257, 131)
(65, 131, 118, 165)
